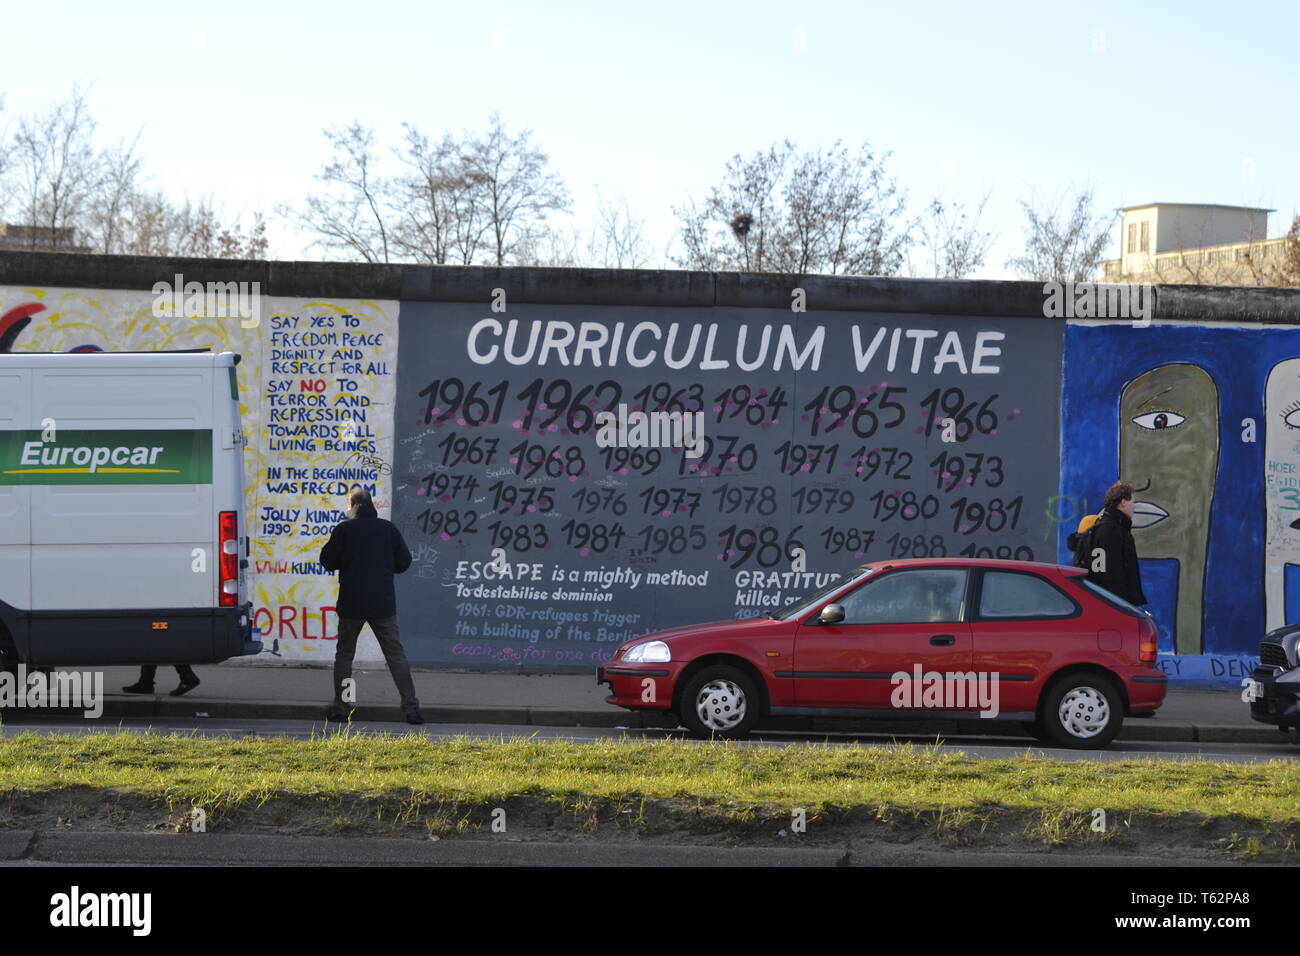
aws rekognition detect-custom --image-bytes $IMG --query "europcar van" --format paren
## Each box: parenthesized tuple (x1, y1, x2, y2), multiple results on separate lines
(0, 350, 259, 666)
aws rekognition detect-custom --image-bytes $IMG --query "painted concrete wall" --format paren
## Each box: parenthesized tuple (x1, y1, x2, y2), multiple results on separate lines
(2, 253, 1299, 685)
(0, 284, 399, 665)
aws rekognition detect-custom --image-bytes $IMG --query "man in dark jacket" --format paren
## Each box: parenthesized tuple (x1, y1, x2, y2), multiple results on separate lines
(1085, 481, 1148, 607)
(319, 487, 423, 724)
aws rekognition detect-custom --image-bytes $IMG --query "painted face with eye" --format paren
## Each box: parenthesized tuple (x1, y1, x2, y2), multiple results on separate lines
(1119, 364, 1218, 655)
(1264, 359, 1300, 630)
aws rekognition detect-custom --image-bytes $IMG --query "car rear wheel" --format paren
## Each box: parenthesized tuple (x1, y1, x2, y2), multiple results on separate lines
(1041, 674, 1124, 749)
(679, 665, 760, 740)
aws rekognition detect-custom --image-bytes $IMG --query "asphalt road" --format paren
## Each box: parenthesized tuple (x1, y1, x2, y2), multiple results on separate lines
(0, 831, 1259, 867)
(3, 715, 1298, 763)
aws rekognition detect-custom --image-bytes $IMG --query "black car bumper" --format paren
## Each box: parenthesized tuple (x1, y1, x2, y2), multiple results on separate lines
(1248, 665, 1300, 729)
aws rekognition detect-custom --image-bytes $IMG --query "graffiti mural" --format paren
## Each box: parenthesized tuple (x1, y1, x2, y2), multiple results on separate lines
(1118, 364, 1219, 654)
(1265, 356, 1300, 632)
(1062, 323, 1300, 685)
(0, 285, 399, 665)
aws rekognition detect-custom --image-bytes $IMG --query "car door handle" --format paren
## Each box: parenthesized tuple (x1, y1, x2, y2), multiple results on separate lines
(929, 634, 956, 646)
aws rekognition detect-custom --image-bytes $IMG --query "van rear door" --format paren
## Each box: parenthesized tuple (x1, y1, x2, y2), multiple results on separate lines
(0, 362, 32, 651)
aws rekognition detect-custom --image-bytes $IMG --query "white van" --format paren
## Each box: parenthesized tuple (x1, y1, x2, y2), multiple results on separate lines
(0, 350, 259, 666)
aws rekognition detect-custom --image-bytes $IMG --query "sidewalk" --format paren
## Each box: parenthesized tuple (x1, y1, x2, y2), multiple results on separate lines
(5, 664, 1289, 745)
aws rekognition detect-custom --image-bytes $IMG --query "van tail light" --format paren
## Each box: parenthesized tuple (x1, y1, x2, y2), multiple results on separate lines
(1139, 618, 1157, 663)
(219, 511, 239, 607)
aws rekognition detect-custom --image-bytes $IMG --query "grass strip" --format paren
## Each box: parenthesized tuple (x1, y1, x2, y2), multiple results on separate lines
(0, 730, 1296, 824)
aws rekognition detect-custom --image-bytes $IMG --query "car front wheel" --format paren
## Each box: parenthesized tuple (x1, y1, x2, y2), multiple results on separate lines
(679, 665, 760, 740)
(1041, 674, 1124, 749)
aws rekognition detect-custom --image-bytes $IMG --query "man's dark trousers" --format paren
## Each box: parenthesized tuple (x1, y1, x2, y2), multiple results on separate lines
(333, 616, 419, 714)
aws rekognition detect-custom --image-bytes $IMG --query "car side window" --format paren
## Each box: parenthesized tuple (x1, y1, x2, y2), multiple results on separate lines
(978, 570, 1076, 619)
(835, 569, 967, 625)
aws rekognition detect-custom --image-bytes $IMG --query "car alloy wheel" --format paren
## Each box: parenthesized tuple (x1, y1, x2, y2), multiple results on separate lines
(1057, 685, 1110, 739)
(695, 679, 747, 732)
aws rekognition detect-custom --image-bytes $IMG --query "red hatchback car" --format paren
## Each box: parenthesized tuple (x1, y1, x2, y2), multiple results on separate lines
(597, 558, 1166, 748)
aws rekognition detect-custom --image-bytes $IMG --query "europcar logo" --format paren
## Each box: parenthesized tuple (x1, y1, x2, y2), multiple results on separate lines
(0, 429, 212, 485)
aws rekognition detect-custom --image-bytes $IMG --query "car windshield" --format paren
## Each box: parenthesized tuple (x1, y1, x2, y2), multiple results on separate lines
(771, 566, 877, 621)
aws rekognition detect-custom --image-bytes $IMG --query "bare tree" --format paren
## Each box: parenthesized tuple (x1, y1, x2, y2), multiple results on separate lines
(1244, 214, 1300, 287)
(0, 88, 267, 259)
(586, 187, 648, 268)
(109, 191, 266, 260)
(392, 124, 488, 265)
(285, 123, 392, 263)
(1007, 190, 1114, 282)
(916, 192, 996, 278)
(0, 94, 8, 220)
(674, 140, 911, 275)
(675, 142, 791, 271)
(513, 223, 583, 268)
(7, 86, 102, 249)
(84, 133, 142, 254)
(459, 113, 570, 266)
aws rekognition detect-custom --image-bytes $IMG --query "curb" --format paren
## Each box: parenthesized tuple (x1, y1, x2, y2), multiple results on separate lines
(5, 698, 1292, 745)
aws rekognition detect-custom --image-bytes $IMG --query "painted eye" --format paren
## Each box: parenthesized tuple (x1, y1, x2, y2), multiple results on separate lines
(1132, 410, 1185, 430)
(1282, 401, 1300, 430)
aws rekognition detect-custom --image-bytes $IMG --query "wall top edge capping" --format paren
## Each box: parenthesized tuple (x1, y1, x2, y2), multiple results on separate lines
(1, 251, 1299, 323)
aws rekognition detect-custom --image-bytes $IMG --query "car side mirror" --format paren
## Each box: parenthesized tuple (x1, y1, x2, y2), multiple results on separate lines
(819, 603, 845, 625)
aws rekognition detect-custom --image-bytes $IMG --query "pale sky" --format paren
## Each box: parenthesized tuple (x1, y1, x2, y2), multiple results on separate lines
(2, 0, 1296, 277)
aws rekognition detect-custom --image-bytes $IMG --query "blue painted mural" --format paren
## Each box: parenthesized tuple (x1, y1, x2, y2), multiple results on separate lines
(1061, 323, 1300, 686)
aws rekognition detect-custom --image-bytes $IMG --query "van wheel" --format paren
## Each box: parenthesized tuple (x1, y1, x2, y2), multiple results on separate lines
(679, 665, 760, 740)
(1041, 675, 1124, 749)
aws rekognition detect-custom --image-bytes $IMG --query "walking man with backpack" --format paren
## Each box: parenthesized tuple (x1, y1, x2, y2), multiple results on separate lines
(1069, 481, 1148, 607)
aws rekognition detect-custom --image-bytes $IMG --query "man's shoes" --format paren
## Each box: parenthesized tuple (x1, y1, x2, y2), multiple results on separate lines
(406, 710, 425, 725)
(121, 681, 155, 694)
(326, 705, 350, 722)
(169, 677, 200, 697)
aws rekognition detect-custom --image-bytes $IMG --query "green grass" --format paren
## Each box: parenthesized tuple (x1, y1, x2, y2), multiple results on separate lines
(0, 730, 1296, 826)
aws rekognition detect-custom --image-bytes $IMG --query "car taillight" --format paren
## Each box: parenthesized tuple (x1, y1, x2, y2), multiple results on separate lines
(219, 510, 239, 607)
(1139, 618, 1157, 663)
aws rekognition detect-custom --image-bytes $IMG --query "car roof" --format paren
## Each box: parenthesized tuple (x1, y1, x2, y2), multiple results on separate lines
(860, 557, 1085, 576)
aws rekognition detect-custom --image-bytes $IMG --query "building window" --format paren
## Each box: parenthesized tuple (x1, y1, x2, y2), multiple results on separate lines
(1127, 224, 1136, 254)
(1140, 221, 1149, 252)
